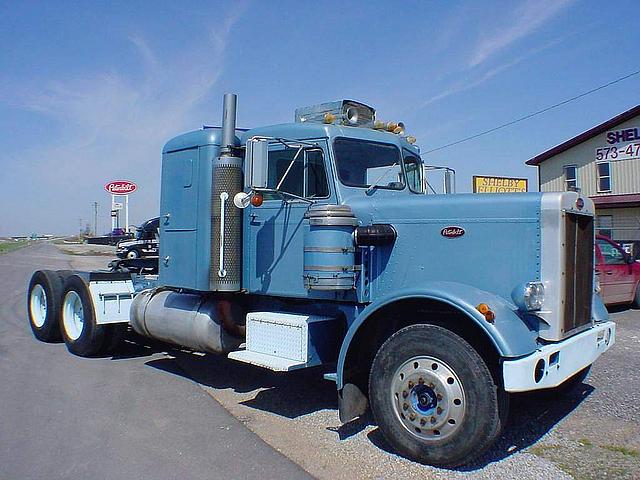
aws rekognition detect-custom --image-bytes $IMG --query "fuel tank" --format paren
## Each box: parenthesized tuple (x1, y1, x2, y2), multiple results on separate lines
(130, 289, 243, 354)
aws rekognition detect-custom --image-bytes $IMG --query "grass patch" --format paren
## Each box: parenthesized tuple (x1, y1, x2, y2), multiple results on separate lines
(528, 444, 559, 456)
(601, 444, 639, 458)
(529, 440, 639, 480)
(0, 240, 29, 254)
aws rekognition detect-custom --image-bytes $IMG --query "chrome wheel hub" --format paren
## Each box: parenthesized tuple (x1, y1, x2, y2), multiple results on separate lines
(391, 355, 466, 441)
(62, 291, 84, 341)
(29, 284, 47, 328)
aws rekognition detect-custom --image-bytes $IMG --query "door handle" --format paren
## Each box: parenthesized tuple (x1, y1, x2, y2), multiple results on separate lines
(604, 271, 614, 275)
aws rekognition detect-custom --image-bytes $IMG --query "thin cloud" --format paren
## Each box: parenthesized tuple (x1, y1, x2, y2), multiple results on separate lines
(0, 4, 246, 236)
(469, 0, 575, 68)
(421, 36, 566, 108)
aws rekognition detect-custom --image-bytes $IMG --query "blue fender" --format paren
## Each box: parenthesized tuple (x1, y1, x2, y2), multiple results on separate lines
(336, 281, 539, 389)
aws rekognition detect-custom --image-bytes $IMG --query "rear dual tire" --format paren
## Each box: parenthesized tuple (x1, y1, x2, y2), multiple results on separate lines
(60, 275, 110, 357)
(27, 270, 73, 342)
(28, 270, 126, 356)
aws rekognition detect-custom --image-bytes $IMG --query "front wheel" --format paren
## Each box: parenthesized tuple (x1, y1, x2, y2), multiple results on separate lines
(126, 249, 140, 259)
(369, 324, 503, 467)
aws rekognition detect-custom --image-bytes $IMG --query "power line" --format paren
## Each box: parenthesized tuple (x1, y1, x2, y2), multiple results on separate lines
(421, 68, 640, 155)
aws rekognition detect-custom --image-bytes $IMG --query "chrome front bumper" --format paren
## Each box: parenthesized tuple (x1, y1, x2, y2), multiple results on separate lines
(503, 321, 615, 392)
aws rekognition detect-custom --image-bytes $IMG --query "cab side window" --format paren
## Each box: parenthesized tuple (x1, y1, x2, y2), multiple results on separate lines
(266, 148, 329, 199)
(597, 239, 626, 265)
(305, 150, 329, 198)
(403, 149, 423, 193)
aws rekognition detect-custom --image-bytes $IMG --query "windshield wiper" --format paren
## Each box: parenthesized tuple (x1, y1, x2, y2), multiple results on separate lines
(365, 162, 399, 194)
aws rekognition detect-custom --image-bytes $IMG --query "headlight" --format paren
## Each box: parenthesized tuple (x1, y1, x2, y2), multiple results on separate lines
(511, 282, 545, 311)
(594, 275, 601, 293)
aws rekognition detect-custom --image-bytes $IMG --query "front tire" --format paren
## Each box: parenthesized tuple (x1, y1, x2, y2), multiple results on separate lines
(126, 249, 140, 259)
(369, 324, 502, 467)
(60, 275, 106, 357)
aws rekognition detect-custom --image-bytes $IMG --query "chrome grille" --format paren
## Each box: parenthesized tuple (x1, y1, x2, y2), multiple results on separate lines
(562, 213, 593, 336)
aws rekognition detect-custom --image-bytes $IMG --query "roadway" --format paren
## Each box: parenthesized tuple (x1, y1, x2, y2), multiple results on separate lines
(0, 243, 311, 480)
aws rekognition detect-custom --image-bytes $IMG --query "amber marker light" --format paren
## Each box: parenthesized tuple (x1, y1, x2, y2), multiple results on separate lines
(476, 303, 495, 323)
(323, 112, 336, 124)
(250, 192, 264, 207)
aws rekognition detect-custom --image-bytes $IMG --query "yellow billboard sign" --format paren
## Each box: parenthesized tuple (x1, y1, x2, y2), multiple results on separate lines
(473, 176, 528, 193)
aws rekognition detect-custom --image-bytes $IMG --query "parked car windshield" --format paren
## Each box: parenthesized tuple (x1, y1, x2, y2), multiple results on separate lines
(333, 138, 404, 190)
(597, 238, 626, 265)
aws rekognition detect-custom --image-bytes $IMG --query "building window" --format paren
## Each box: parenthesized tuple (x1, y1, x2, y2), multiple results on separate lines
(597, 162, 611, 193)
(597, 215, 613, 239)
(564, 165, 578, 191)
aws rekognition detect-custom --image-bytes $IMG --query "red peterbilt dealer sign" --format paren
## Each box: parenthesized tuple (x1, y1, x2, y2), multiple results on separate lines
(104, 180, 137, 195)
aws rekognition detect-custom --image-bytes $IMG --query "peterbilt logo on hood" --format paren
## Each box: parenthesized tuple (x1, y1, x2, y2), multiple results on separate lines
(441, 226, 465, 238)
(105, 180, 137, 195)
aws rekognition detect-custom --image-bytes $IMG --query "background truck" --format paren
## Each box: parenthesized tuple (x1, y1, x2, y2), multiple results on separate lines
(26, 94, 615, 467)
(115, 217, 160, 259)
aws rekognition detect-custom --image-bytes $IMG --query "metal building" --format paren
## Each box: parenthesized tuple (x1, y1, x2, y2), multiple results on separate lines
(527, 105, 640, 251)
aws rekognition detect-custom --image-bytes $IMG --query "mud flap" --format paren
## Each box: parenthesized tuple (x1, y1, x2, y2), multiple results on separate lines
(338, 383, 369, 423)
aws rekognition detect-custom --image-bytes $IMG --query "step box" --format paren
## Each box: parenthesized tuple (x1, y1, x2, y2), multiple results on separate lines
(227, 312, 342, 371)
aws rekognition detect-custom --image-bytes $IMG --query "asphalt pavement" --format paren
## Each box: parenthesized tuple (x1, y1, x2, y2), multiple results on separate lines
(0, 243, 311, 480)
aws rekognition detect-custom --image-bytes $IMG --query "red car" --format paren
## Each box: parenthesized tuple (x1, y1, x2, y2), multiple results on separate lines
(595, 235, 640, 306)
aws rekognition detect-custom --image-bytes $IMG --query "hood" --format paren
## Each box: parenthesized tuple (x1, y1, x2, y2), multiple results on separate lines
(345, 192, 543, 301)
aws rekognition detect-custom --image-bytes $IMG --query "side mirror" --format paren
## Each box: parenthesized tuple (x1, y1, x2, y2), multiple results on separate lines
(245, 138, 269, 189)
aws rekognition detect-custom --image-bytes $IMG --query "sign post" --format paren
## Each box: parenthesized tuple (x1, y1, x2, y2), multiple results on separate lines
(104, 180, 137, 233)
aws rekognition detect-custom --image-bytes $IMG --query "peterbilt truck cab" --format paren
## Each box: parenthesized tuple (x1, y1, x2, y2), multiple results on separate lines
(27, 95, 615, 467)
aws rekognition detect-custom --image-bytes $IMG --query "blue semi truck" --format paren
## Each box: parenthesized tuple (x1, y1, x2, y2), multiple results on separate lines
(27, 94, 615, 467)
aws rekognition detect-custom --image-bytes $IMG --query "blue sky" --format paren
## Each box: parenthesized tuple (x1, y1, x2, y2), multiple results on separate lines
(1, 0, 639, 235)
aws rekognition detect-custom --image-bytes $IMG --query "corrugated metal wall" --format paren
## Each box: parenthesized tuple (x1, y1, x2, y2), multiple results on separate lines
(539, 116, 640, 197)
(596, 207, 640, 241)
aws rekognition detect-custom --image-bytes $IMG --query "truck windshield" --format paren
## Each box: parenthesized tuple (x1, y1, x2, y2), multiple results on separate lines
(333, 138, 404, 190)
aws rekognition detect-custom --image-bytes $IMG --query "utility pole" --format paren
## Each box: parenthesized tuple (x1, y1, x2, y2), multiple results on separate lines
(93, 202, 99, 236)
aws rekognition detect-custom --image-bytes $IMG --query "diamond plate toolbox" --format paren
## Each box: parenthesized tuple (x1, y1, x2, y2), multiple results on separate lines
(246, 312, 340, 364)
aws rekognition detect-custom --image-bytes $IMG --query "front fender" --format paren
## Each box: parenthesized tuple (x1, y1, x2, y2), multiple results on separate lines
(336, 281, 539, 389)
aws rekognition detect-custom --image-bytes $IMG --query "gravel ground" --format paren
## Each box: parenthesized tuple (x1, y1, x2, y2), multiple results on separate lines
(25, 247, 640, 479)
(154, 308, 639, 480)
(53, 242, 116, 256)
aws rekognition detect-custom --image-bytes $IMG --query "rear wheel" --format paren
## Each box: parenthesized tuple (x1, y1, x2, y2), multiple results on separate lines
(126, 249, 140, 259)
(369, 324, 502, 467)
(60, 275, 106, 357)
(27, 270, 68, 342)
